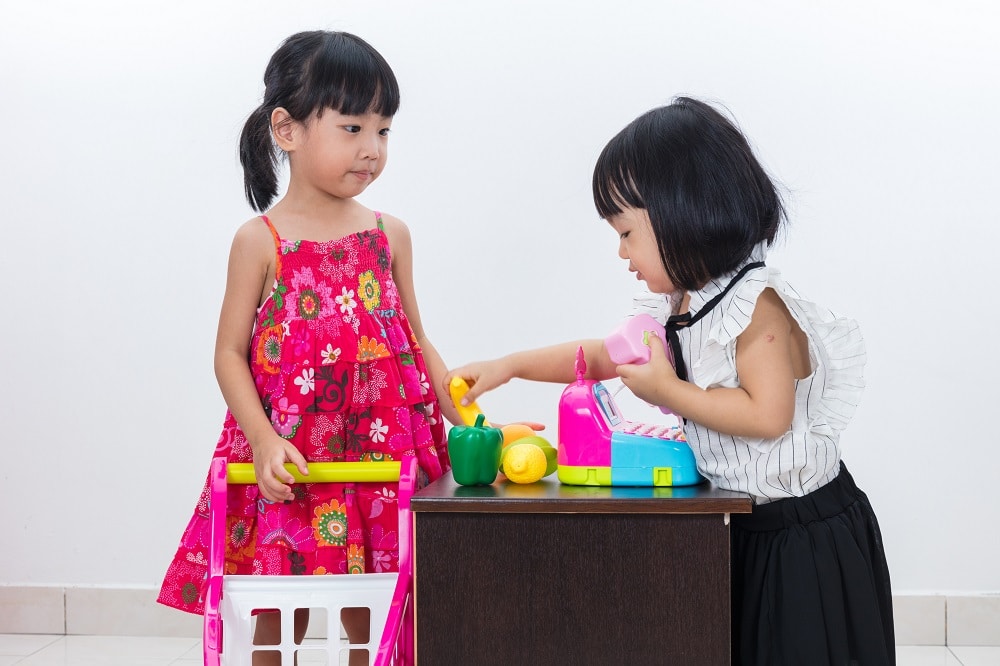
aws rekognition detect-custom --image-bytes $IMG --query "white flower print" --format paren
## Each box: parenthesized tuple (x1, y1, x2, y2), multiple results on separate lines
(336, 287, 357, 314)
(321, 344, 341, 365)
(419, 372, 430, 396)
(369, 418, 389, 443)
(294, 368, 315, 395)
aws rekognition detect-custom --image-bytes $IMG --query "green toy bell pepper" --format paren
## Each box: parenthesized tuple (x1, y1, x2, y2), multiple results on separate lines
(448, 413, 503, 486)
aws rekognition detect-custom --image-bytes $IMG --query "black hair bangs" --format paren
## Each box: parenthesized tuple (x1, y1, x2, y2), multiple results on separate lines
(300, 32, 400, 119)
(593, 135, 645, 220)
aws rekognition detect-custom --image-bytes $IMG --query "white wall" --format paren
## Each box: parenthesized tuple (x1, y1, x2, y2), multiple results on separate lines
(1, 0, 997, 595)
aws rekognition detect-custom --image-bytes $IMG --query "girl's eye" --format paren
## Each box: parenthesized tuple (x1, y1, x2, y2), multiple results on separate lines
(379, 128, 391, 137)
(344, 125, 361, 134)
(620, 231, 630, 239)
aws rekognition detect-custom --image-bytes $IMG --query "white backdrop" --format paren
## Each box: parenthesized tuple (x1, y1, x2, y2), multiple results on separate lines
(1, 0, 997, 595)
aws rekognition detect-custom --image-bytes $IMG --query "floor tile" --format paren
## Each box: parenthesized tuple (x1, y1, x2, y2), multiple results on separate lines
(949, 645, 1000, 666)
(896, 646, 963, 666)
(15, 636, 198, 666)
(3, 635, 999, 665)
(0, 634, 62, 656)
(177, 641, 202, 660)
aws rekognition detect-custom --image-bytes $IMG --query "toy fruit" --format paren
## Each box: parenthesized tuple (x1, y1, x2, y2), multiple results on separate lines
(500, 443, 549, 484)
(500, 434, 558, 479)
(500, 423, 536, 445)
(448, 376, 490, 426)
(448, 414, 503, 486)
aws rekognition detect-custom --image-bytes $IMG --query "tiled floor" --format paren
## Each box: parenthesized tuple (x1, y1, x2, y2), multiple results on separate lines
(0, 635, 999, 666)
(0, 634, 369, 666)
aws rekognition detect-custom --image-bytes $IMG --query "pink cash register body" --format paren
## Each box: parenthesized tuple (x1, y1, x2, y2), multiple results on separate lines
(556, 315, 703, 487)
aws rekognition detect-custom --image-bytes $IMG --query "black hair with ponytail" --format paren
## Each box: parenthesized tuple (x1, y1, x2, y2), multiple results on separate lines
(239, 31, 400, 211)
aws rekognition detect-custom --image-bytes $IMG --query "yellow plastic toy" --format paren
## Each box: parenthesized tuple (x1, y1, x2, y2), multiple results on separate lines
(500, 434, 558, 483)
(501, 443, 549, 484)
(448, 376, 558, 484)
(226, 461, 401, 485)
(448, 376, 491, 426)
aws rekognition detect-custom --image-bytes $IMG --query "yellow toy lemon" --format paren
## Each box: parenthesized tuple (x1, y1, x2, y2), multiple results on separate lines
(502, 435, 558, 478)
(501, 442, 549, 484)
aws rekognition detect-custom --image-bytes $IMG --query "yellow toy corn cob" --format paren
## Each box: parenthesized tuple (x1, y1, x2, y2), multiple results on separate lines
(448, 376, 491, 426)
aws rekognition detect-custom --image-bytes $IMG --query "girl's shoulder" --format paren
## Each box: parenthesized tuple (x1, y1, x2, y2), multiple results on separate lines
(229, 215, 277, 259)
(374, 211, 412, 253)
(374, 210, 408, 234)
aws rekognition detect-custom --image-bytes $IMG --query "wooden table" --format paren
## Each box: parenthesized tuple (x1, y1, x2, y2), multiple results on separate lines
(410, 474, 752, 666)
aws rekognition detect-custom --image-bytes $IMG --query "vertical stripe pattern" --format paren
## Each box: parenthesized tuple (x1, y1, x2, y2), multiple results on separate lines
(677, 253, 866, 503)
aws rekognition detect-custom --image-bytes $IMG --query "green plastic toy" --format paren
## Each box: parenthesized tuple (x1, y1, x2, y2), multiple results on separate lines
(448, 414, 503, 486)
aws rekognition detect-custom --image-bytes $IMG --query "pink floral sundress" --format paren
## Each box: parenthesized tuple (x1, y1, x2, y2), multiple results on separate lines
(158, 213, 449, 615)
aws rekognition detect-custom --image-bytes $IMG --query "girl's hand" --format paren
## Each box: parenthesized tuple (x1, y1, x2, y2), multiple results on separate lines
(443, 360, 514, 406)
(616, 334, 681, 410)
(251, 434, 309, 502)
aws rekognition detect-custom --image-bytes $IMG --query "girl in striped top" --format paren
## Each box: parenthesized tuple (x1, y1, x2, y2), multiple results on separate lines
(446, 97, 894, 665)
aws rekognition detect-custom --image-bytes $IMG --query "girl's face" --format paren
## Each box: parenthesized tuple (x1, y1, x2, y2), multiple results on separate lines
(294, 109, 392, 199)
(608, 207, 676, 294)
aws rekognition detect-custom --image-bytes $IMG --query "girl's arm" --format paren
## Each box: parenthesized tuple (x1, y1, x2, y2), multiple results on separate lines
(214, 220, 308, 501)
(618, 288, 798, 439)
(381, 214, 463, 426)
(444, 339, 618, 406)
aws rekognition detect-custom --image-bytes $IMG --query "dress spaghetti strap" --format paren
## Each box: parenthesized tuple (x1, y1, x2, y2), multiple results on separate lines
(374, 211, 389, 253)
(260, 215, 283, 281)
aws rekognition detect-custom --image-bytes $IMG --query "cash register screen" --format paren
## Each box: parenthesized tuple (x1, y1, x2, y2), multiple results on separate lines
(593, 383, 622, 428)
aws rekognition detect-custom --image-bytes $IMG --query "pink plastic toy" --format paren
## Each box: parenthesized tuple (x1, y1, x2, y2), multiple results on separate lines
(604, 313, 675, 416)
(605, 313, 671, 366)
(203, 458, 416, 666)
(557, 346, 701, 487)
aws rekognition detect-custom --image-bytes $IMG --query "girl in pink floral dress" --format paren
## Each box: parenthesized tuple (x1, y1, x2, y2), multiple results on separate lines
(157, 31, 456, 663)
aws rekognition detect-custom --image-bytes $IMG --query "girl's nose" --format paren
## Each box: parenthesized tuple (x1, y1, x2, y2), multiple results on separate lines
(360, 133, 381, 160)
(617, 240, 629, 261)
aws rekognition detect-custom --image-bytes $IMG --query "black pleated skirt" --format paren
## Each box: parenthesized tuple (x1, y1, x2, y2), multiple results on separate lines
(730, 462, 895, 666)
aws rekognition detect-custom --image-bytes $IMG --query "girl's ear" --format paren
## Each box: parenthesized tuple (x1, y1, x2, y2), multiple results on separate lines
(270, 107, 298, 151)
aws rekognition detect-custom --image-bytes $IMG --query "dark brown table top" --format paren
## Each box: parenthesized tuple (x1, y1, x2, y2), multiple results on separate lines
(411, 472, 753, 515)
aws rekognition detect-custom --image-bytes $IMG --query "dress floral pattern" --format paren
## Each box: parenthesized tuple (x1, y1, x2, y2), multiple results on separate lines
(158, 213, 449, 615)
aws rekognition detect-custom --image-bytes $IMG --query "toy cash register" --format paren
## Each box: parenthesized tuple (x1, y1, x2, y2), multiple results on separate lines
(556, 316, 703, 487)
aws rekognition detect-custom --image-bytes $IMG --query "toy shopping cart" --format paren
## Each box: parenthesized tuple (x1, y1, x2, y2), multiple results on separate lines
(202, 457, 417, 666)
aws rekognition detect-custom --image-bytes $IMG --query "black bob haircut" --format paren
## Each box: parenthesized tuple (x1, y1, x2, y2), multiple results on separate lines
(592, 97, 785, 291)
(239, 31, 400, 211)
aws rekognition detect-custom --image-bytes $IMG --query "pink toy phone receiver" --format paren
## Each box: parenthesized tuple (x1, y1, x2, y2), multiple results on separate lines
(605, 313, 674, 415)
(605, 313, 672, 365)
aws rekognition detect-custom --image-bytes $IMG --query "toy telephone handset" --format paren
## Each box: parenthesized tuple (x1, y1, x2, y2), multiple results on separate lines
(556, 346, 701, 487)
(604, 313, 674, 415)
